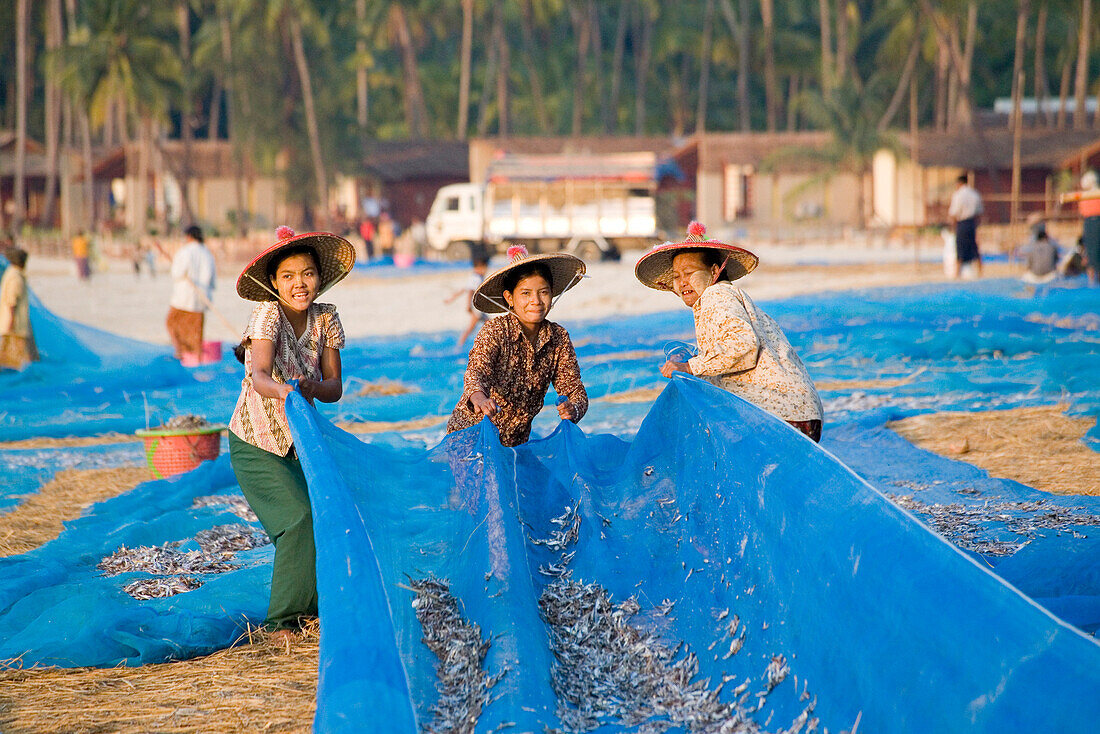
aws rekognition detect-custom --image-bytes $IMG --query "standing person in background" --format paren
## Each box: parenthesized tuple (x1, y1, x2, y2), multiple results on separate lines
(376, 211, 396, 259)
(72, 230, 90, 280)
(1076, 171, 1100, 286)
(445, 250, 490, 349)
(0, 247, 39, 370)
(166, 225, 216, 360)
(948, 173, 983, 279)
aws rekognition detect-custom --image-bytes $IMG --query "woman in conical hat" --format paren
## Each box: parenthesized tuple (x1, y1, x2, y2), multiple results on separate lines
(446, 244, 589, 447)
(227, 226, 355, 641)
(635, 221, 824, 442)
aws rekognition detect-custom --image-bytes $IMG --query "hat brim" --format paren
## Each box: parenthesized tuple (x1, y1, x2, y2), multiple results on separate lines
(634, 240, 758, 291)
(472, 252, 586, 314)
(236, 232, 357, 301)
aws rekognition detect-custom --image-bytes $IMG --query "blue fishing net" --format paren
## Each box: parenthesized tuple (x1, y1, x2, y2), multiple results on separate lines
(1, 261, 1099, 732)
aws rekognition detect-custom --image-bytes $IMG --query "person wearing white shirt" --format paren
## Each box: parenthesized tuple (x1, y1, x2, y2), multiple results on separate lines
(948, 173, 983, 279)
(166, 225, 216, 359)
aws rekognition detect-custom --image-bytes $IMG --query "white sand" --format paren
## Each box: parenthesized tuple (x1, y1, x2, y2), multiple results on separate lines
(25, 242, 1012, 346)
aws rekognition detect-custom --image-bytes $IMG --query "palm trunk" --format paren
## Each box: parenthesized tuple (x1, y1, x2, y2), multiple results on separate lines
(958, 2, 977, 129)
(878, 28, 921, 132)
(1073, 0, 1091, 129)
(390, 4, 429, 139)
(761, 0, 779, 131)
(920, 0, 976, 130)
(219, 4, 248, 235)
(356, 0, 369, 130)
(1034, 3, 1050, 126)
(836, 0, 849, 85)
(42, 0, 64, 228)
(737, 0, 750, 130)
(178, 1, 196, 227)
(80, 110, 94, 230)
(696, 0, 716, 134)
(1056, 25, 1073, 129)
(571, 2, 590, 136)
(633, 5, 651, 136)
(496, 15, 510, 137)
(588, 1, 605, 132)
(786, 74, 799, 130)
(476, 7, 500, 136)
(607, 0, 629, 133)
(1010, 0, 1029, 131)
(819, 0, 834, 93)
(457, 0, 473, 138)
(518, 0, 551, 133)
(290, 13, 329, 227)
(13, 0, 28, 230)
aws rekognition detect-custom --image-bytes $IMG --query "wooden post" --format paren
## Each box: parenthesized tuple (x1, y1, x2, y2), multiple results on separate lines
(1010, 70, 1024, 232)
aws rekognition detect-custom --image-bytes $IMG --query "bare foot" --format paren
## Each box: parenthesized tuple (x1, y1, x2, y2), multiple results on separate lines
(268, 628, 298, 648)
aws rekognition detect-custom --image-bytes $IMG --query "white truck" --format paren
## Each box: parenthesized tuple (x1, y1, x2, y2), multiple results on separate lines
(425, 152, 661, 261)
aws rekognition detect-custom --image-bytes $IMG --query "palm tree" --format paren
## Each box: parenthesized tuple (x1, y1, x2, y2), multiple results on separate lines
(1072, 0, 1091, 129)
(764, 77, 898, 228)
(13, 0, 29, 232)
(50, 0, 180, 233)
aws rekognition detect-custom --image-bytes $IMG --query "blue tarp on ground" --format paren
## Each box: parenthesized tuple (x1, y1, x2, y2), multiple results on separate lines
(1, 262, 1099, 731)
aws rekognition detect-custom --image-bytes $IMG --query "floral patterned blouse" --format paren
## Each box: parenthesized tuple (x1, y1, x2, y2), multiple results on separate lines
(686, 282, 823, 423)
(447, 313, 588, 447)
(229, 301, 345, 456)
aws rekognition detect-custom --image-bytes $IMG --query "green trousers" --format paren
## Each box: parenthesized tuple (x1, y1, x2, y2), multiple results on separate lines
(228, 432, 318, 629)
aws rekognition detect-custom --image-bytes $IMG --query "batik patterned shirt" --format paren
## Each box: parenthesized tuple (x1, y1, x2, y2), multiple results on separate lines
(686, 282, 823, 423)
(229, 301, 345, 456)
(447, 313, 588, 447)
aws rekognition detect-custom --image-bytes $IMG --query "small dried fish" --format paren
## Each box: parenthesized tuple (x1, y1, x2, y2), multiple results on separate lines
(194, 523, 270, 554)
(98, 543, 238, 577)
(409, 575, 501, 734)
(192, 494, 258, 522)
(123, 575, 203, 600)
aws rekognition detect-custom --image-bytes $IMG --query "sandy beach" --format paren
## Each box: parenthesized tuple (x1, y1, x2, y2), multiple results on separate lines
(26, 242, 1021, 346)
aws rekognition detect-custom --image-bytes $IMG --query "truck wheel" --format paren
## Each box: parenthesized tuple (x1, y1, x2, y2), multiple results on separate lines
(445, 241, 472, 262)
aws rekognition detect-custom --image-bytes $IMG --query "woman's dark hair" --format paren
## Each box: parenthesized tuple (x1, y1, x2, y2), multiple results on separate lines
(6, 247, 28, 269)
(185, 225, 204, 243)
(267, 244, 321, 282)
(233, 338, 249, 364)
(502, 262, 553, 293)
(677, 247, 730, 282)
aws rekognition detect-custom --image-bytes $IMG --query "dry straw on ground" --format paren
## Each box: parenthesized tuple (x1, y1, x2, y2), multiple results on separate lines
(337, 415, 446, 434)
(889, 405, 1100, 496)
(0, 433, 138, 450)
(352, 379, 415, 397)
(598, 386, 664, 404)
(0, 624, 319, 734)
(0, 467, 152, 557)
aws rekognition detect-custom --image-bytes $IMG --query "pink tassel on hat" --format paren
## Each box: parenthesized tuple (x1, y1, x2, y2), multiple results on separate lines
(686, 221, 706, 239)
(507, 245, 528, 261)
(276, 225, 295, 240)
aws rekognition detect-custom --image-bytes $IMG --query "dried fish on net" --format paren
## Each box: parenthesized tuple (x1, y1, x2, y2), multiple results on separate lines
(98, 542, 238, 577)
(192, 494, 259, 522)
(888, 494, 1100, 556)
(123, 575, 204, 600)
(194, 523, 270, 554)
(158, 414, 216, 431)
(532, 509, 816, 734)
(409, 575, 502, 733)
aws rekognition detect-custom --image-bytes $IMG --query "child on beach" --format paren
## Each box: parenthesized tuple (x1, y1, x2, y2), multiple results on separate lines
(446, 245, 588, 447)
(227, 226, 355, 640)
(0, 247, 38, 370)
(635, 222, 823, 441)
(445, 250, 490, 349)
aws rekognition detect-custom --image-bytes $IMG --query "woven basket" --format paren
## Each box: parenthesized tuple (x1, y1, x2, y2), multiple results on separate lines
(135, 425, 226, 479)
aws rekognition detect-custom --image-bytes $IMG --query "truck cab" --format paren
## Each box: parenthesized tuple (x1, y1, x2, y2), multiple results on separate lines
(425, 183, 484, 259)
